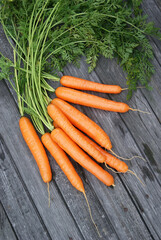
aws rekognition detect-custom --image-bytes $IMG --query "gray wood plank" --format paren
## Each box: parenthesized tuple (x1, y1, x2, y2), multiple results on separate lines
(0, 81, 84, 240)
(135, 0, 161, 121)
(63, 60, 161, 240)
(0, 136, 51, 240)
(0, 202, 17, 240)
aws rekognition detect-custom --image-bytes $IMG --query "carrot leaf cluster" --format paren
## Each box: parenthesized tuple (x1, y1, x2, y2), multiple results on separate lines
(0, 0, 160, 131)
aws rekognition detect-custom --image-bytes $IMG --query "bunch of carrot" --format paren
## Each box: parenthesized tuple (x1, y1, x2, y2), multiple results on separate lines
(19, 76, 146, 236)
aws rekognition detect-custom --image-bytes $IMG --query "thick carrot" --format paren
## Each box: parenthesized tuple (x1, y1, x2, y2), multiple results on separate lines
(51, 128, 114, 186)
(19, 117, 52, 183)
(47, 104, 106, 163)
(51, 98, 112, 149)
(56, 87, 150, 114)
(41, 133, 84, 192)
(55, 87, 129, 112)
(60, 75, 122, 94)
(54, 121, 128, 173)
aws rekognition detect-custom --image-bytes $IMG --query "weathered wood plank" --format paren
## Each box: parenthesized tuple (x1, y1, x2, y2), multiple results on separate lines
(0, 202, 18, 240)
(0, 135, 51, 240)
(135, 0, 161, 121)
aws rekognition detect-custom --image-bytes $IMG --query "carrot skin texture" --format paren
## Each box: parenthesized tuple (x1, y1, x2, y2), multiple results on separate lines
(19, 117, 52, 183)
(42, 133, 84, 192)
(60, 76, 122, 94)
(55, 87, 129, 113)
(47, 104, 106, 163)
(51, 128, 114, 186)
(51, 98, 112, 149)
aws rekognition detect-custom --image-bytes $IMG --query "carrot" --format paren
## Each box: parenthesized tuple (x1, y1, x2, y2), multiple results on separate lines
(51, 128, 114, 186)
(19, 117, 52, 183)
(42, 132, 101, 236)
(54, 121, 128, 173)
(51, 98, 112, 149)
(41, 133, 85, 192)
(47, 104, 106, 163)
(55, 87, 150, 113)
(60, 75, 122, 94)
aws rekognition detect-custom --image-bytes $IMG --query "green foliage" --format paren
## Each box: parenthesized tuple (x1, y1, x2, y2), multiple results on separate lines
(0, 0, 160, 130)
(0, 53, 13, 81)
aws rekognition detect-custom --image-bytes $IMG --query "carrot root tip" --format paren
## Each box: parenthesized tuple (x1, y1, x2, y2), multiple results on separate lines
(127, 170, 145, 186)
(83, 191, 102, 238)
(47, 182, 50, 208)
(129, 108, 151, 114)
(109, 150, 146, 162)
(121, 87, 146, 91)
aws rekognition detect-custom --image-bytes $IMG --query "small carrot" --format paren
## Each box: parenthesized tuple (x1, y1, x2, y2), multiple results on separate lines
(51, 128, 114, 186)
(19, 117, 52, 183)
(47, 104, 106, 163)
(51, 98, 112, 149)
(42, 132, 102, 236)
(60, 75, 122, 94)
(55, 87, 150, 113)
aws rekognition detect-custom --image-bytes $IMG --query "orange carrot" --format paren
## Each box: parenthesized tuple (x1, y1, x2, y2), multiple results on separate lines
(51, 128, 114, 186)
(41, 133, 84, 192)
(42, 132, 101, 236)
(60, 75, 122, 94)
(47, 104, 106, 163)
(55, 87, 129, 112)
(54, 121, 128, 173)
(51, 98, 112, 149)
(19, 117, 52, 183)
(55, 87, 150, 114)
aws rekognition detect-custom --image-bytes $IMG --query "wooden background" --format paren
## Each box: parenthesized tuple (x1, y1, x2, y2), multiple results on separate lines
(0, 1, 161, 239)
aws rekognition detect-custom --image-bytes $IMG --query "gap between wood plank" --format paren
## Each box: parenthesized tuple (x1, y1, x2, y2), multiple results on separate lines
(0, 201, 18, 240)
